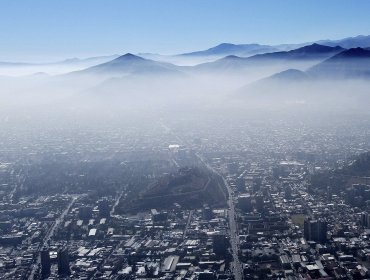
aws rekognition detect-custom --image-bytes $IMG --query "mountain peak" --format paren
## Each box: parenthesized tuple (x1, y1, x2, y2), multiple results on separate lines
(223, 55, 242, 60)
(215, 43, 236, 47)
(115, 53, 145, 61)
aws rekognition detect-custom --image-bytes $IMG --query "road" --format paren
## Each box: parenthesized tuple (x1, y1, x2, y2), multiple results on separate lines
(223, 176, 243, 280)
(28, 195, 78, 280)
(190, 153, 243, 280)
(193, 154, 243, 279)
(183, 210, 194, 238)
(160, 121, 243, 280)
(110, 185, 127, 217)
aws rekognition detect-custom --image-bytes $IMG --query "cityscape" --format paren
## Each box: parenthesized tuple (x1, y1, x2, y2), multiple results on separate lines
(1, 114, 370, 279)
(1, 1, 370, 279)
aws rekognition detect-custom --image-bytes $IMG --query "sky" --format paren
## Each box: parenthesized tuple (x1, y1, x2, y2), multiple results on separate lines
(1, 0, 370, 62)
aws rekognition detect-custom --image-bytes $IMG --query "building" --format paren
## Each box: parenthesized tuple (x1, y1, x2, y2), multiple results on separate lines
(212, 233, 227, 256)
(361, 212, 370, 227)
(238, 194, 253, 212)
(98, 199, 111, 217)
(254, 193, 264, 211)
(304, 219, 327, 243)
(40, 248, 51, 278)
(57, 247, 71, 276)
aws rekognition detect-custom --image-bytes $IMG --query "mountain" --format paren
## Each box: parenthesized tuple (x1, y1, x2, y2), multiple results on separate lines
(248, 43, 344, 61)
(179, 43, 279, 58)
(0, 55, 120, 76)
(267, 69, 308, 81)
(75, 53, 182, 76)
(308, 47, 370, 78)
(193, 44, 344, 73)
(175, 35, 370, 61)
(318, 35, 370, 49)
(233, 47, 370, 109)
(236, 68, 308, 96)
(238, 47, 370, 94)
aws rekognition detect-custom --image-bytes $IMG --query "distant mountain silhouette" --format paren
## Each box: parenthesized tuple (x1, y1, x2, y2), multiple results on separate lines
(194, 44, 344, 72)
(76, 53, 182, 76)
(317, 35, 370, 49)
(308, 48, 370, 78)
(268, 69, 308, 81)
(249, 43, 344, 61)
(180, 43, 278, 57)
(237, 68, 308, 94)
(177, 35, 370, 59)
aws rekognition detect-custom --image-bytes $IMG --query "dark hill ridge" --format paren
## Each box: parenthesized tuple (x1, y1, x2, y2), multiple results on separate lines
(194, 44, 345, 72)
(185, 35, 370, 57)
(248, 43, 344, 61)
(235, 49, 370, 102)
(308, 47, 370, 78)
(332, 47, 370, 59)
(237, 47, 370, 91)
(121, 167, 227, 212)
(311, 151, 370, 195)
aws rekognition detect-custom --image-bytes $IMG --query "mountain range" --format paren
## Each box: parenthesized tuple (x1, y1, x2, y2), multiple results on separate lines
(2, 34, 370, 74)
(176, 35, 370, 59)
(2, 34, 370, 111)
(179, 43, 279, 58)
(192, 43, 346, 73)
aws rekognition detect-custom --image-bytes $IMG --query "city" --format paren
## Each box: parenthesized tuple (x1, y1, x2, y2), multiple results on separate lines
(1, 1, 370, 279)
(1, 113, 370, 279)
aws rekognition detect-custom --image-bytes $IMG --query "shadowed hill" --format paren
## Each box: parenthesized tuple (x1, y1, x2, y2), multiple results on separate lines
(311, 152, 370, 195)
(120, 167, 227, 212)
(308, 48, 370, 78)
(71, 53, 183, 76)
(193, 44, 344, 73)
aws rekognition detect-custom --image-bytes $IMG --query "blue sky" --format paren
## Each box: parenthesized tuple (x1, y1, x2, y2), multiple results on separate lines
(1, 0, 370, 61)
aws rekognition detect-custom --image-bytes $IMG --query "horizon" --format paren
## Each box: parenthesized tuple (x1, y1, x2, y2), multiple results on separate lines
(1, 34, 369, 64)
(1, 0, 370, 61)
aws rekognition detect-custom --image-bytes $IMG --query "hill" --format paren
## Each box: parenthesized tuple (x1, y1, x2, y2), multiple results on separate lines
(311, 152, 370, 194)
(318, 35, 370, 49)
(308, 48, 370, 78)
(248, 44, 344, 61)
(73, 53, 182, 76)
(121, 167, 227, 212)
(193, 44, 344, 73)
